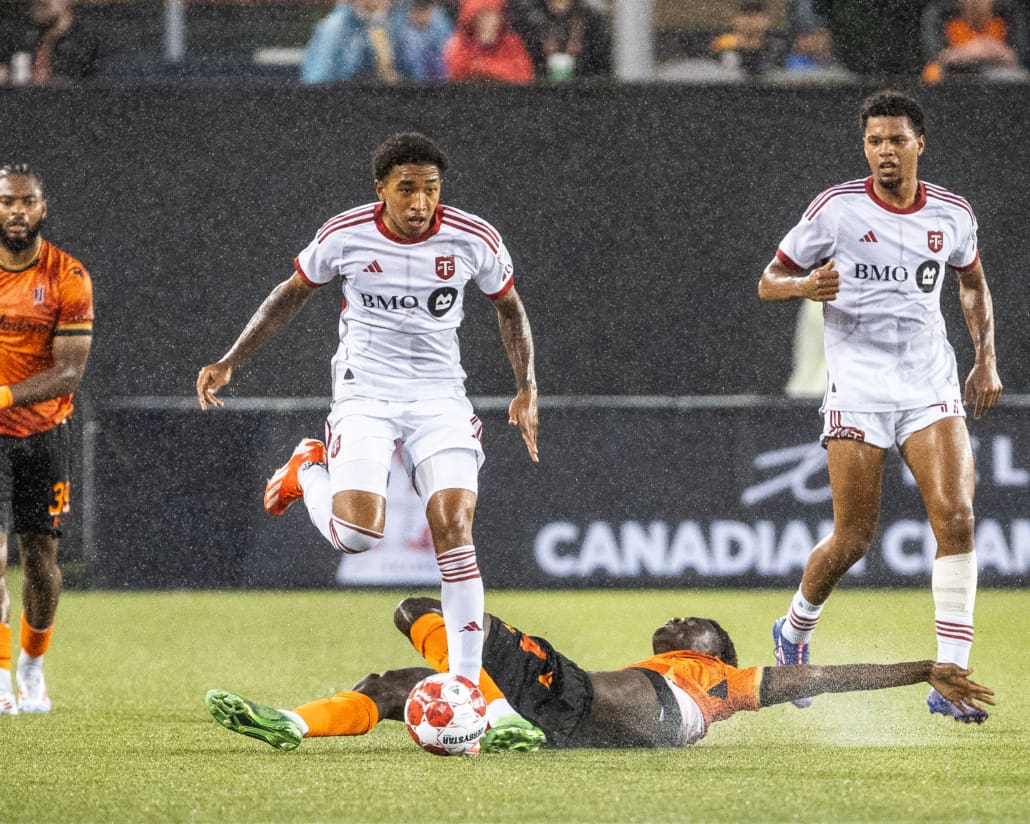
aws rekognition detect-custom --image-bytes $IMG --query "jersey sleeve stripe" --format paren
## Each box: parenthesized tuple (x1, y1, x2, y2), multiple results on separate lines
(441, 216, 499, 254)
(441, 208, 501, 245)
(316, 205, 376, 240)
(952, 250, 980, 271)
(317, 213, 377, 244)
(292, 256, 322, 288)
(486, 277, 514, 301)
(803, 181, 866, 220)
(775, 249, 805, 271)
(925, 188, 976, 222)
(54, 322, 93, 335)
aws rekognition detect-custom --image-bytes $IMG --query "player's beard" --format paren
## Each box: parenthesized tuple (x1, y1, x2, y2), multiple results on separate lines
(0, 217, 44, 253)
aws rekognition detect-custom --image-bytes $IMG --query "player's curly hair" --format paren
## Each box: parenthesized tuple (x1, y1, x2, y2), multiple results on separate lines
(372, 132, 449, 182)
(860, 90, 925, 136)
(0, 163, 44, 194)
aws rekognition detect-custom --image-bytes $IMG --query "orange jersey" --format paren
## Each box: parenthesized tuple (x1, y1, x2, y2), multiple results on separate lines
(626, 650, 762, 728)
(0, 240, 93, 436)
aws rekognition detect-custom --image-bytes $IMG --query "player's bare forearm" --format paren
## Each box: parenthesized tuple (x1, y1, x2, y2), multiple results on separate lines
(7, 334, 92, 406)
(196, 273, 314, 410)
(494, 288, 536, 391)
(758, 258, 840, 302)
(957, 261, 1002, 418)
(760, 661, 995, 715)
(218, 274, 315, 370)
(494, 289, 539, 462)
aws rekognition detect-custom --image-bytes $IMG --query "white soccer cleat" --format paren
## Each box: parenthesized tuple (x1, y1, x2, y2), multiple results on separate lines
(16, 661, 51, 713)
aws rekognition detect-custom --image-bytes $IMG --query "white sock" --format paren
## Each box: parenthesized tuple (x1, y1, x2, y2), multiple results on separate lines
(933, 552, 977, 667)
(485, 698, 521, 727)
(436, 544, 484, 682)
(299, 464, 336, 545)
(280, 709, 309, 736)
(17, 652, 43, 672)
(783, 589, 823, 644)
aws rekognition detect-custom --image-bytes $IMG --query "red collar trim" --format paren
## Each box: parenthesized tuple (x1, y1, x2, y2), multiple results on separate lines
(864, 177, 926, 214)
(374, 202, 443, 244)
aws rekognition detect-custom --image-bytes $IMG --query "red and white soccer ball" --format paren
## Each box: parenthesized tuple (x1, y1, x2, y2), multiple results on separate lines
(405, 672, 488, 756)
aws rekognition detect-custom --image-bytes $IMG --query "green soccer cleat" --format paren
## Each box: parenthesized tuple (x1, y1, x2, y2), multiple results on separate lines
(479, 717, 547, 753)
(205, 689, 303, 751)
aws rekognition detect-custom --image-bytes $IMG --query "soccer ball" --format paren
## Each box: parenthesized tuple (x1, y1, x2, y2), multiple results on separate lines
(405, 672, 488, 756)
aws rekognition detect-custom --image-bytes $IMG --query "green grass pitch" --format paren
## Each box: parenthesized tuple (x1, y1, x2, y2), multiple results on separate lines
(2, 574, 1026, 823)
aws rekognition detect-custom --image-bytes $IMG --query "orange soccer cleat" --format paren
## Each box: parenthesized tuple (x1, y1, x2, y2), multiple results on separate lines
(263, 438, 327, 516)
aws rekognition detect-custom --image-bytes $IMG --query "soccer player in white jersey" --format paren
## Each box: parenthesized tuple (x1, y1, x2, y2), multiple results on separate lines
(757, 90, 1002, 723)
(196, 132, 541, 749)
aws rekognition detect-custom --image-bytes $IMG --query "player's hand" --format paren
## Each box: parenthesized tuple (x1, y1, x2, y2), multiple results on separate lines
(963, 361, 1003, 420)
(928, 663, 996, 720)
(508, 385, 539, 463)
(802, 258, 841, 302)
(196, 362, 232, 410)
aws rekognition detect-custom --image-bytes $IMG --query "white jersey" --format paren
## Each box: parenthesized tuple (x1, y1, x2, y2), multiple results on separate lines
(294, 202, 514, 402)
(776, 177, 979, 411)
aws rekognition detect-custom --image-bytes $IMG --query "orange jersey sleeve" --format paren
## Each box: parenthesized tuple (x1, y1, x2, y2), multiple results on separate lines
(0, 240, 94, 436)
(626, 651, 762, 727)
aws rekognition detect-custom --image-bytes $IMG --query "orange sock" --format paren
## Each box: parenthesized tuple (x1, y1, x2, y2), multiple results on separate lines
(20, 613, 53, 658)
(0, 623, 10, 672)
(409, 613, 505, 704)
(293, 691, 379, 738)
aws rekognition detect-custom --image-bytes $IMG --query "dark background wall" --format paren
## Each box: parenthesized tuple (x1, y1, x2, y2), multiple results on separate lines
(5, 82, 1028, 403)
(3, 82, 1027, 588)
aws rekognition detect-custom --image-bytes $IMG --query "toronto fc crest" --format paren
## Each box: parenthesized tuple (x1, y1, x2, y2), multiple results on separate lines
(435, 256, 456, 280)
(927, 231, 944, 253)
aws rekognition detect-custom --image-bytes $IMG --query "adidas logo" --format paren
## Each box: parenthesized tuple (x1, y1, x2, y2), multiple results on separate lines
(362, 260, 383, 273)
(859, 230, 878, 243)
(459, 620, 483, 633)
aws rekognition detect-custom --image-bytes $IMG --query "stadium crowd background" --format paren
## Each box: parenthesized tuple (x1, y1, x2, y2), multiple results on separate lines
(1, 0, 1029, 85)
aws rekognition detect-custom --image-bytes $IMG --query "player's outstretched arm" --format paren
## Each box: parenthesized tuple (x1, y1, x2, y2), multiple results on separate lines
(956, 260, 1002, 420)
(196, 273, 317, 410)
(761, 661, 995, 718)
(758, 257, 840, 303)
(493, 288, 539, 462)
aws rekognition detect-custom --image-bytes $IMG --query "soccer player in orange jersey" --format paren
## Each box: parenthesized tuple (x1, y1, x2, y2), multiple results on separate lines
(0, 164, 93, 714)
(205, 597, 994, 752)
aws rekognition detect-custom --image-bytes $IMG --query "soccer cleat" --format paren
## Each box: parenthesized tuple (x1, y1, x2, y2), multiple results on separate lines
(205, 689, 303, 751)
(479, 717, 547, 753)
(263, 438, 326, 516)
(927, 688, 988, 725)
(773, 616, 812, 709)
(16, 662, 50, 713)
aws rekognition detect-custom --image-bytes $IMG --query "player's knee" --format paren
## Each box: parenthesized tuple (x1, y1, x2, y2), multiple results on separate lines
(394, 596, 441, 637)
(328, 517, 383, 554)
(830, 530, 874, 565)
(933, 503, 975, 546)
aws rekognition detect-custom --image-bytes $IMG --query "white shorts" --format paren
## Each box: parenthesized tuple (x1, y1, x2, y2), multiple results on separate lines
(324, 396, 485, 502)
(820, 400, 965, 450)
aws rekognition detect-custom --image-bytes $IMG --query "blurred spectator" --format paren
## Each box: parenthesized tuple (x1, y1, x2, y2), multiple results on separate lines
(784, 0, 836, 71)
(395, 0, 455, 81)
(512, 0, 612, 81)
(710, 1, 787, 76)
(443, 0, 534, 83)
(301, 0, 404, 84)
(921, 0, 1028, 82)
(812, 0, 924, 76)
(0, 0, 101, 87)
